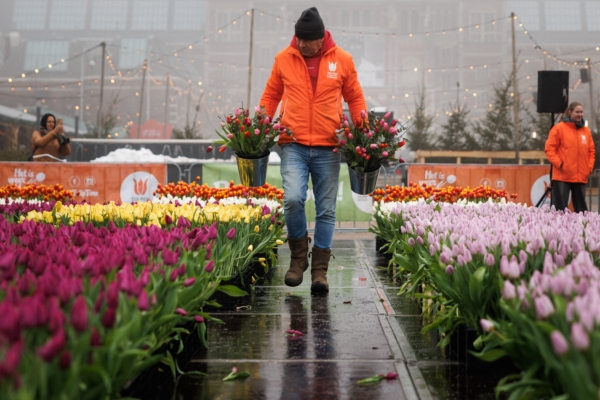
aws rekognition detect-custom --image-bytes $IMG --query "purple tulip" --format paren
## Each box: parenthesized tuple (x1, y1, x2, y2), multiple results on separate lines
(205, 260, 215, 273)
(165, 214, 173, 225)
(2, 341, 23, 376)
(184, 277, 196, 287)
(226, 228, 236, 240)
(161, 249, 179, 266)
(90, 327, 101, 347)
(101, 307, 116, 328)
(70, 296, 88, 332)
(551, 331, 569, 355)
(138, 290, 149, 311)
(445, 265, 454, 275)
(407, 238, 415, 246)
(177, 216, 191, 228)
(107, 282, 119, 309)
(38, 329, 66, 361)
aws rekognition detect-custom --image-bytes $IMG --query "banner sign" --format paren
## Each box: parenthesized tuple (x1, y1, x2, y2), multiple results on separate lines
(201, 163, 373, 222)
(407, 164, 551, 207)
(0, 162, 167, 204)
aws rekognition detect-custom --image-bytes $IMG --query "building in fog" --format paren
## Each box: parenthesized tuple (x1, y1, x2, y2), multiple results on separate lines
(0, 0, 598, 145)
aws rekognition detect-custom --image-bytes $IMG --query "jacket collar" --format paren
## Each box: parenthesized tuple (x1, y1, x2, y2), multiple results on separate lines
(288, 30, 336, 56)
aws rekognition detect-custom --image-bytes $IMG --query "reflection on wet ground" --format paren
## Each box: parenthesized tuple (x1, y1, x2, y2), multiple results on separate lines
(169, 237, 513, 400)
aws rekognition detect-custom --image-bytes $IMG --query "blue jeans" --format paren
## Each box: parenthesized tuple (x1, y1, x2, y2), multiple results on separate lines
(280, 143, 341, 249)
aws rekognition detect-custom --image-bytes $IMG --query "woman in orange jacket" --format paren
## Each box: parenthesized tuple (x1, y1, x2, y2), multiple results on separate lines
(260, 7, 366, 293)
(544, 102, 595, 212)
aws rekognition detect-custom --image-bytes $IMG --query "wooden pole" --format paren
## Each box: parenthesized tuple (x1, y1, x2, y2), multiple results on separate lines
(511, 12, 520, 162)
(97, 42, 106, 138)
(588, 59, 596, 132)
(137, 60, 147, 137)
(246, 9, 255, 109)
(163, 73, 170, 139)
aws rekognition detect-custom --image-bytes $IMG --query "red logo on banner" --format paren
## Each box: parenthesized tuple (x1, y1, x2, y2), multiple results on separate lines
(133, 178, 148, 195)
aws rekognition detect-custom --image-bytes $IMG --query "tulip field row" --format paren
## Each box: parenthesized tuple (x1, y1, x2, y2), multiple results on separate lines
(371, 192, 600, 399)
(0, 183, 285, 399)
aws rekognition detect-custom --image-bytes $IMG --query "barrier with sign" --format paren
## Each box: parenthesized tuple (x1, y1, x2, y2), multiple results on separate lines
(407, 164, 551, 207)
(201, 164, 373, 222)
(0, 162, 167, 204)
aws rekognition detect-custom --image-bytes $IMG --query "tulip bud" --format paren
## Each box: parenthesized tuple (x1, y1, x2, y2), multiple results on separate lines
(205, 260, 215, 273)
(384, 111, 391, 119)
(480, 319, 494, 333)
(370, 144, 377, 149)
(138, 290, 149, 311)
(339, 139, 346, 146)
(220, 122, 225, 127)
(391, 119, 397, 126)
(348, 133, 353, 140)
(551, 331, 569, 355)
(235, 108, 241, 116)
(571, 323, 589, 351)
(264, 116, 271, 124)
(206, 146, 213, 153)
(219, 145, 227, 153)
(184, 277, 196, 287)
(367, 132, 373, 139)
(101, 308, 116, 328)
(333, 148, 338, 153)
(398, 158, 405, 163)
(273, 123, 280, 130)
(445, 265, 454, 274)
(382, 151, 388, 157)
(90, 327, 101, 346)
(164, 214, 173, 225)
(502, 281, 516, 300)
(389, 128, 397, 135)
(70, 296, 88, 332)
(343, 120, 349, 127)
(194, 315, 205, 323)
(227, 133, 233, 139)
(175, 308, 188, 316)
(360, 110, 366, 118)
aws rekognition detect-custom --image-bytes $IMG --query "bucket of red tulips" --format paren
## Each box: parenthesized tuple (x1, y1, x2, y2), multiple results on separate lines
(334, 110, 407, 194)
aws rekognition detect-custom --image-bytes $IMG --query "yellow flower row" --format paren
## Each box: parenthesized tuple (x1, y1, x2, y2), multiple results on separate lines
(22, 201, 274, 227)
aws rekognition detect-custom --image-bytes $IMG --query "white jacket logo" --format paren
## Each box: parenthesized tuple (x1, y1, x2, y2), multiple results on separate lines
(582, 134, 587, 143)
(327, 61, 338, 79)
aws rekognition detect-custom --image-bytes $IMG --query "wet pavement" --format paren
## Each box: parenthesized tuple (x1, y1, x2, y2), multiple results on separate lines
(171, 237, 513, 400)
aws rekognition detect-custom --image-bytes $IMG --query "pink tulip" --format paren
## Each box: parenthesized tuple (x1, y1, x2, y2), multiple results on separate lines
(502, 281, 516, 300)
(551, 331, 569, 355)
(535, 295, 555, 319)
(170, 268, 179, 282)
(382, 151, 388, 157)
(445, 265, 454, 275)
(194, 315, 205, 323)
(408, 238, 415, 246)
(398, 158, 405, 163)
(254, 129, 260, 135)
(227, 133, 233, 139)
(367, 132, 373, 139)
(571, 323, 589, 351)
(264, 116, 271, 124)
(343, 120, 349, 127)
(70, 296, 88, 332)
(355, 146, 361, 152)
(235, 108, 241, 116)
(360, 110, 366, 119)
(339, 139, 346, 145)
(391, 119, 397, 126)
(480, 319, 494, 333)
(333, 148, 338, 153)
(2, 341, 23, 376)
(370, 143, 377, 149)
(348, 133, 353, 140)
(389, 128, 397, 134)
(384, 111, 391, 119)
(175, 308, 188, 316)
(378, 372, 398, 380)
(273, 123, 280, 130)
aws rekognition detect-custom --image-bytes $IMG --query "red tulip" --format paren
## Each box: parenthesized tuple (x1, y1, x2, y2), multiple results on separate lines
(219, 145, 227, 153)
(206, 146, 213, 153)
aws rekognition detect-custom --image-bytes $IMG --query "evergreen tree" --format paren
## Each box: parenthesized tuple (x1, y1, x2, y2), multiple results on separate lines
(407, 88, 436, 151)
(472, 78, 514, 151)
(437, 102, 472, 151)
(523, 106, 554, 151)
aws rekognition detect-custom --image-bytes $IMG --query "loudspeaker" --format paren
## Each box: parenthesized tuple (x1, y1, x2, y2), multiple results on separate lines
(580, 68, 590, 83)
(537, 71, 569, 114)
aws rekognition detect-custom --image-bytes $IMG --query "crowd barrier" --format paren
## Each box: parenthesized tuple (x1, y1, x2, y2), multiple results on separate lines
(1, 161, 598, 230)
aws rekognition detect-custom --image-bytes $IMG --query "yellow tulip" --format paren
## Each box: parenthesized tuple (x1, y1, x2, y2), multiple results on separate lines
(268, 225, 273, 231)
(248, 244, 253, 252)
(276, 240, 284, 245)
(254, 225, 260, 233)
(258, 258, 266, 262)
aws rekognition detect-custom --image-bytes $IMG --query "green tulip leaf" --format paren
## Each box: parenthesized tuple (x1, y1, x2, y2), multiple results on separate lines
(218, 285, 249, 297)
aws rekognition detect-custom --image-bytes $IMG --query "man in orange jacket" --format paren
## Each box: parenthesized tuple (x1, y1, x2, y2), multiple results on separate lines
(260, 7, 367, 293)
(545, 101, 595, 212)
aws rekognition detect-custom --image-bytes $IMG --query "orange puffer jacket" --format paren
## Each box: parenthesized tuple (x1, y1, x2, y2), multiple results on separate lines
(260, 34, 366, 147)
(545, 120, 595, 183)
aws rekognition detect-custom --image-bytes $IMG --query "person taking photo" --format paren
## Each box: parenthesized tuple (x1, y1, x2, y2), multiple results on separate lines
(31, 113, 71, 162)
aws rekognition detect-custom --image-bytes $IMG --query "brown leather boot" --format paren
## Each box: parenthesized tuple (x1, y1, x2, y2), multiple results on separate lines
(310, 247, 332, 293)
(284, 234, 311, 287)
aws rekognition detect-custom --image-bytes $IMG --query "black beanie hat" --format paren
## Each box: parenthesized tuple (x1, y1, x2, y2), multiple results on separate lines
(295, 7, 325, 40)
(40, 113, 56, 130)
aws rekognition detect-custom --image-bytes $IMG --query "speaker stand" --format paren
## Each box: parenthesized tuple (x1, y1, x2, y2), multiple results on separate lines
(535, 113, 559, 208)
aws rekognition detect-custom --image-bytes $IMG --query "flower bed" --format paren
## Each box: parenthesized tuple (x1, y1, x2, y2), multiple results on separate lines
(371, 194, 600, 397)
(0, 183, 286, 399)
